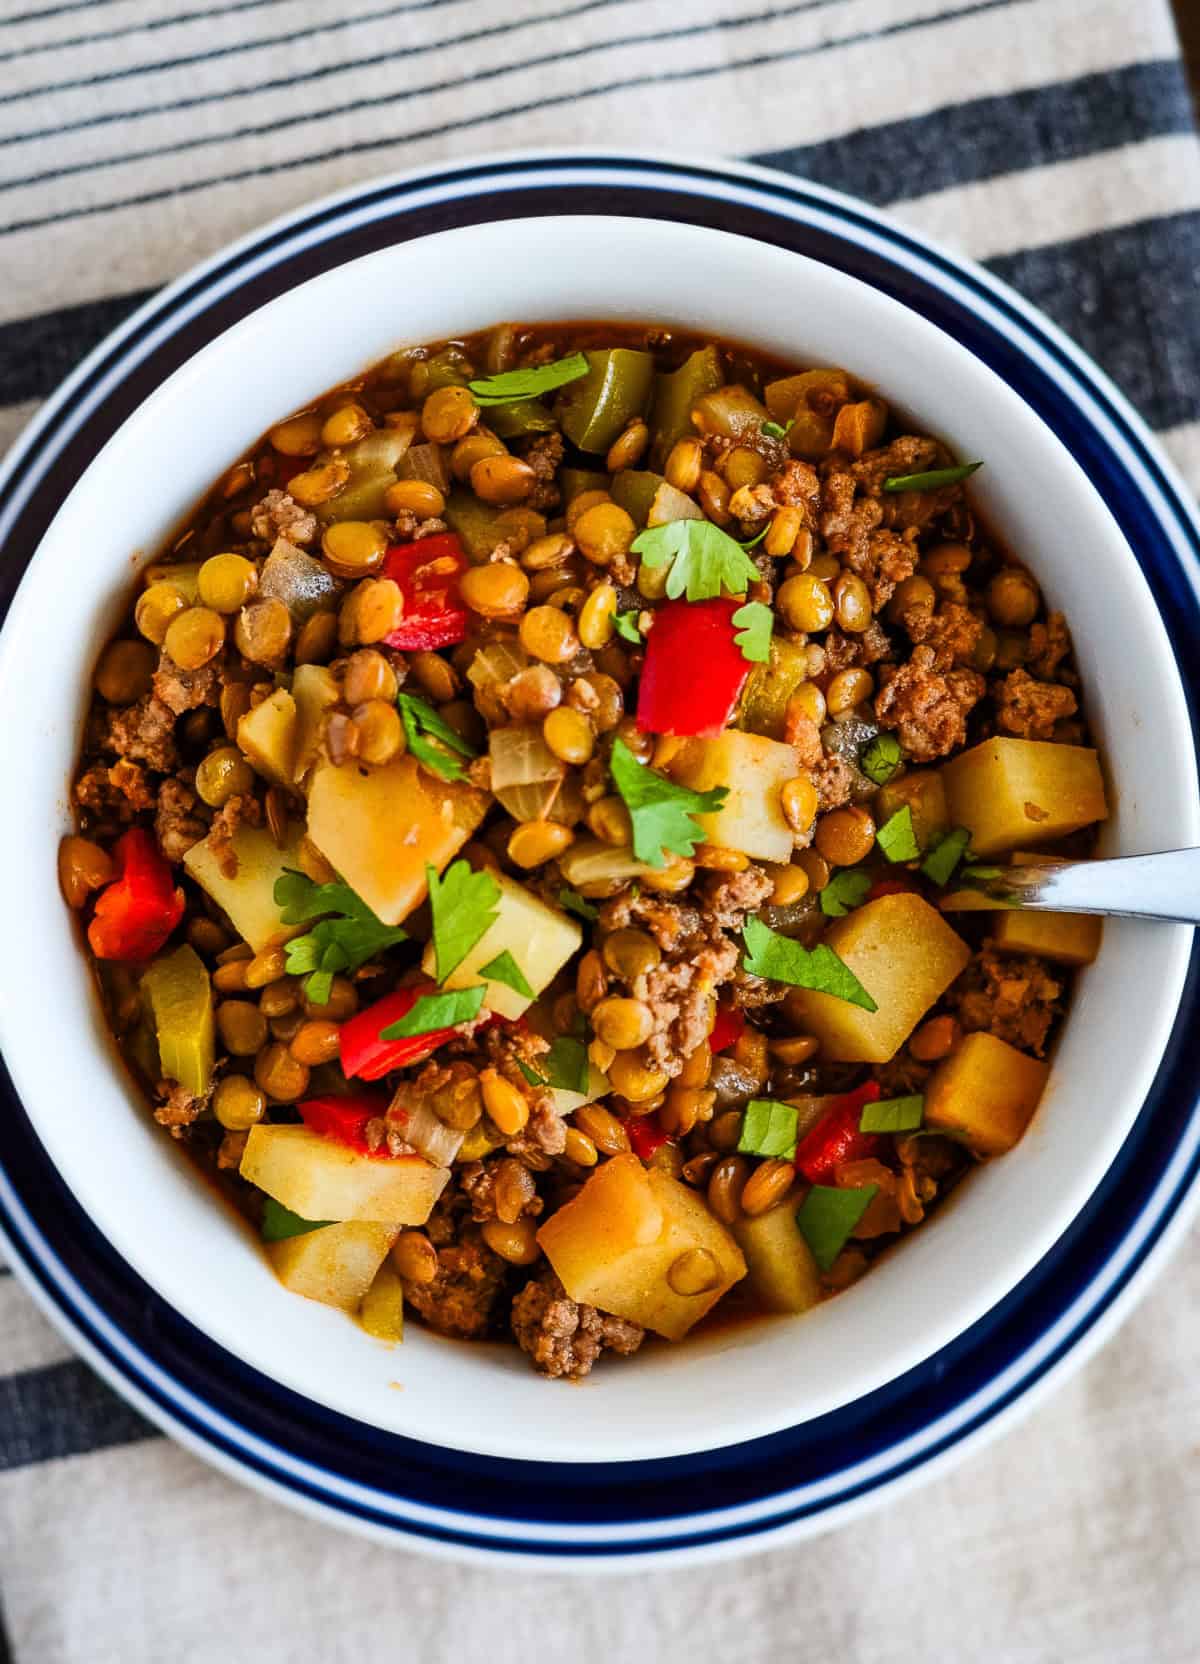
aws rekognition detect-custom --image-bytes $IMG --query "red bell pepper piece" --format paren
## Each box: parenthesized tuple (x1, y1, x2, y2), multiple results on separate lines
(636, 598, 751, 737)
(709, 1000, 745, 1055)
(866, 876, 914, 903)
(86, 828, 183, 962)
(627, 1115, 673, 1162)
(382, 533, 469, 651)
(794, 1082, 883, 1183)
(299, 1091, 391, 1155)
(339, 983, 462, 1082)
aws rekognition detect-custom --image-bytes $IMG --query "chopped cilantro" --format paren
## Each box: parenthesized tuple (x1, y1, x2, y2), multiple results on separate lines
(631, 518, 760, 602)
(860, 732, 902, 786)
(761, 416, 794, 441)
(274, 870, 408, 1005)
(426, 859, 499, 983)
(478, 950, 534, 999)
(467, 351, 589, 406)
(738, 1099, 800, 1160)
(859, 1093, 924, 1133)
(796, 1184, 879, 1271)
(921, 826, 971, 887)
(558, 886, 599, 924)
(609, 737, 727, 868)
(261, 1198, 332, 1242)
(742, 916, 877, 1011)
(380, 984, 486, 1039)
(732, 599, 773, 663)
(740, 524, 769, 550)
(883, 461, 982, 492)
(819, 869, 872, 918)
(613, 609, 644, 645)
(515, 1058, 546, 1088)
(876, 805, 921, 863)
(541, 1035, 589, 1095)
(397, 691, 476, 782)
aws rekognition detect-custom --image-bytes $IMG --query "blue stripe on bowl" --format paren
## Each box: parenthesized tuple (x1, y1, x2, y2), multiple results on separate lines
(1, 152, 1198, 1563)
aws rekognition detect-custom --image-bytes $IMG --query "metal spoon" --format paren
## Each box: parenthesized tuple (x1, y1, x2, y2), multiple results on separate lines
(964, 850, 1200, 925)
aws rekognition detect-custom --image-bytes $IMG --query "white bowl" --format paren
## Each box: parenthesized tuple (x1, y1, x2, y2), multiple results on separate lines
(0, 215, 1194, 1465)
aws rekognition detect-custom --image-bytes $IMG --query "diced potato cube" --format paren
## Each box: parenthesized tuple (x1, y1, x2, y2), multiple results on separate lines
(538, 1154, 745, 1340)
(939, 889, 1008, 913)
(547, 1062, 610, 1119)
(241, 1125, 449, 1223)
(183, 820, 306, 951)
(732, 1193, 821, 1314)
(786, 893, 970, 1062)
(291, 663, 339, 783)
(306, 755, 488, 926)
(237, 687, 298, 785)
(359, 1262, 405, 1341)
(941, 738, 1107, 858)
(143, 561, 202, 601)
(670, 731, 800, 863)
(991, 908, 1102, 966)
(924, 1031, 1049, 1155)
(267, 1221, 399, 1313)
(420, 872, 581, 1019)
(874, 770, 949, 853)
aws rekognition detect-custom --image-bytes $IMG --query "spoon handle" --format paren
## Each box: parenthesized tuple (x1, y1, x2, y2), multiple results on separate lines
(975, 849, 1200, 925)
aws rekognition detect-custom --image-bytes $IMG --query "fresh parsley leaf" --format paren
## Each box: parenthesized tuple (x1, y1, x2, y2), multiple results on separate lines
(883, 461, 982, 492)
(631, 518, 760, 602)
(609, 736, 727, 868)
(541, 1035, 589, 1095)
(819, 869, 872, 919)
(859, 1093, 924, 1134)
(860, 732, 902, 786)
(467, 350, 589, 406)
(742, 916, 877, 1012)
(380, 984, 486, 1039)
(921, 826, 971, 887)
(796, 1185, 878, 1271)
(478, 950, 534, 999)
(274, 870, 408, 1005)
(761, 416, 794, 441)
(426, 860, 500, 983)
(261, 1198, 332, 1242)
(613, 609, 644, 645)
(397, 691, 476, 782)
(738, 1099, 800, 1160)
(876, 805, 921, 863)
(732, 600, 773, 663)
(558, 886, 599, 924)
(516, 1058, 547, 1088)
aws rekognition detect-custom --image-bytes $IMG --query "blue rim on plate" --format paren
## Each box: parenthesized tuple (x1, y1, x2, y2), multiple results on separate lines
(1, 153, 1199, 1567)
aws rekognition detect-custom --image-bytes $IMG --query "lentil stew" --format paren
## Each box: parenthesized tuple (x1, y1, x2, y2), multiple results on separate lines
(62, 322, 1107, 1378)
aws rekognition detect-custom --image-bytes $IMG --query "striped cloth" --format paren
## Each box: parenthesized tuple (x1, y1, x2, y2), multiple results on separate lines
(2, 2, 1199, 1659)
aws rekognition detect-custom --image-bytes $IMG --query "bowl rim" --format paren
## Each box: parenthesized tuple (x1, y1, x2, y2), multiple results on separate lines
(1, 149, 1198, 1560)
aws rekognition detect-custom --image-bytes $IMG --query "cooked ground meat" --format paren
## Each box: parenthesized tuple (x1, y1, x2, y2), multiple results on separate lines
(207, 791, 263, 877)
(511, 1269, 644, 1379)
(103, 694, 178, 772)
(695, 864, 773, 930)
(523, 431, 565, 515)
(949, 946, 1063, 1056)
(154, 777, 208, 862)
(250, 489, 317, 546)
(786, 709, 824, 768)
(770, 457, 821, 517)
(822, 619, 894, 672)
(851, 435, 940, 496)
(403, 1233, 511, 1340)
(904, 601, 983, 669)
(874, 647, 985, 762)
(995, 669, 1078, 740)
(460, 1157, 543, 1223)
(506, 1093, 569, 1167)
(812, 753, 856, 811)
(154, 1078, 209, 1135)
(1027, 611, 1072, 679)
(819, 470, 883, 573)
(153, 652, 221, 716)
(74, 759, 156, 821)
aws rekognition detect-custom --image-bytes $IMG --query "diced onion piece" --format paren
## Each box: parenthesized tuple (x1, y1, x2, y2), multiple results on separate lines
(489, 723, 566, 823)
(387, 1089, 465, 1167)
(259, 538, 342, 622)
(467, 637, 530, 695)
(691, 385, 771, 442)
(556, 837, 659, 895)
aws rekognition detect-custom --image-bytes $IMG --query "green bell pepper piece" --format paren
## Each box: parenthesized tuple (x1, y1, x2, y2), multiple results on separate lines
(141, 944, 214, 1099)
(738, 636, 816, 740)
(612, 470, 706, 528)
(649, 344, 724, 469)
(443, 490, 508, 561)
(485, 400, 558, 439)
(559, 467, 609, 503)
(559, 349, 656, 453)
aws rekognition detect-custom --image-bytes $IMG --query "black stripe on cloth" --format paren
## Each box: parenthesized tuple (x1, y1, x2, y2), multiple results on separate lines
(0, 1359, 155, 1470)
(0, 0, 1026, 234)
(0, 289, 150, 405)
(0, 1592, 13, 1664)
(986, 210, 1200, 435)
(1, 0, 118, 28)
(0, 0, 661, 103)
(751, 59, 1196, 207)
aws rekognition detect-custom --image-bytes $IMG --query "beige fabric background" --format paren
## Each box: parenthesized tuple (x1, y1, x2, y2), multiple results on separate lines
(1, 1, 1198, 1658)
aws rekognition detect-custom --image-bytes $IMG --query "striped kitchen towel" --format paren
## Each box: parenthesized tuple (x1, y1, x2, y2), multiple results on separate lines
(2, 2, 1199, 1661)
